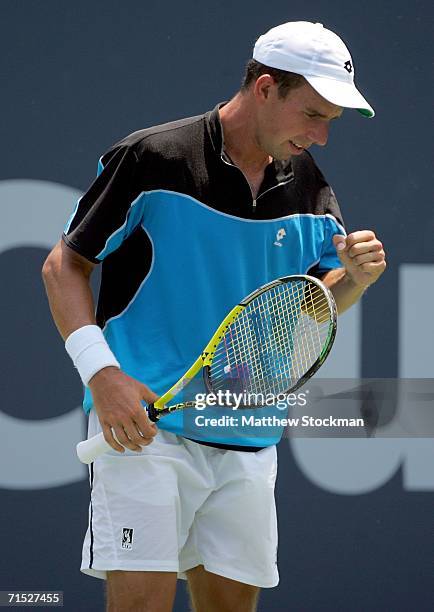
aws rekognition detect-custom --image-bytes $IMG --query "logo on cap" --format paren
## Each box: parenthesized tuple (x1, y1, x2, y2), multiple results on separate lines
(344, 60, 353, 73)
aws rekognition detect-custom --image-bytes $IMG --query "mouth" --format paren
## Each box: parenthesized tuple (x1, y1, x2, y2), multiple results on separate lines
(288, 140, 306, 153)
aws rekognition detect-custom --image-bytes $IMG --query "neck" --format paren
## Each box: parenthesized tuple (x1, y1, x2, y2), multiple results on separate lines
(219, 93, 272, 174)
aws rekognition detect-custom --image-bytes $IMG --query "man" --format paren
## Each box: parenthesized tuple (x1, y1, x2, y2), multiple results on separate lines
(42, 21, 385, 612)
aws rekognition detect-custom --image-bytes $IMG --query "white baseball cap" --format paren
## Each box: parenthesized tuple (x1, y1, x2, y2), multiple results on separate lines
(253, 21, 375, 118)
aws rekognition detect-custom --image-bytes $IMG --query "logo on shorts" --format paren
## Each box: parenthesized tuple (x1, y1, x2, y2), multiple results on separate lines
(121, 528, 134, 550)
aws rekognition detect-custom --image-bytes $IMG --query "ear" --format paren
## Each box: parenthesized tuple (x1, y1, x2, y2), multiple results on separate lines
(253, 74, 276, 103)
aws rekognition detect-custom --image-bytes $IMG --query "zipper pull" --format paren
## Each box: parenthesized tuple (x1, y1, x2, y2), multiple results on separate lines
(252, 199, 257, 212)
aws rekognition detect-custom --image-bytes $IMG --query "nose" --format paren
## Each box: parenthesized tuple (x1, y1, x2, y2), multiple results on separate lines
(308, 122, 329, 147)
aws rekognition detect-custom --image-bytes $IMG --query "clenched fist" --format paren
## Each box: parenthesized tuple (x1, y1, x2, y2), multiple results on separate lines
(333, 230, 386, 288)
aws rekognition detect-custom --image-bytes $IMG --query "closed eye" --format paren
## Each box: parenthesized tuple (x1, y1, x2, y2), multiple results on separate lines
(304, 109, 342, 121)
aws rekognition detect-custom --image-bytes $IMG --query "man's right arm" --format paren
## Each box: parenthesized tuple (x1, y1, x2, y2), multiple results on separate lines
(42, 239, 157, 453)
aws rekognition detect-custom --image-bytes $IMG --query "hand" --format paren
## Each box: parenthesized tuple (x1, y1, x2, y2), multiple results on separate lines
(88, 367, 158, 453)
(333, 230, 386, 288)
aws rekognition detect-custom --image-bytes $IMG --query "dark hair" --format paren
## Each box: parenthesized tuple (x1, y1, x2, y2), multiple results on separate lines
(241, 59, 305, 98)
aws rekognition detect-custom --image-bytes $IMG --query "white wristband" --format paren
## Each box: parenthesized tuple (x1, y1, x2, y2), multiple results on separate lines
(65, 325, 120, 386)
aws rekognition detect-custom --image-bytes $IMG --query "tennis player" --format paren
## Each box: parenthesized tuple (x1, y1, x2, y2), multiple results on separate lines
(43, 21, 385, 612)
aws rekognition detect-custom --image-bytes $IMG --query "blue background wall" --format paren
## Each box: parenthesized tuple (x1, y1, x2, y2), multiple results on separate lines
(1, 1, 432, 610)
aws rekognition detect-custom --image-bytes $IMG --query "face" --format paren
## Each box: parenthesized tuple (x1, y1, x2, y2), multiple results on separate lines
(253, 78, 343, 160)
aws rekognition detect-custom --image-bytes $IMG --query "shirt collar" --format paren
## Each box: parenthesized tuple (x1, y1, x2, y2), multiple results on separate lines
(205, 102, 293, 182)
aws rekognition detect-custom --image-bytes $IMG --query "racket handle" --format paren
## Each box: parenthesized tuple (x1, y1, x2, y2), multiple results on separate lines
(76, 432, 113, 464)
(76, 404, 159, 464)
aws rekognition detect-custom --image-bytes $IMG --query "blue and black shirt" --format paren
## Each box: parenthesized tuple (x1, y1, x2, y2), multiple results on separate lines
(63, 103, 345, 449)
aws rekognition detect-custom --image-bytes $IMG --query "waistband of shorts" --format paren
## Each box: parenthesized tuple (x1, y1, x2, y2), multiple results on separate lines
(184, 438, 267, 452)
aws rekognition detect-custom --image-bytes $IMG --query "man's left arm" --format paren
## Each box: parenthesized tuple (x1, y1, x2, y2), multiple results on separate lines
(321, 230, 386, 313)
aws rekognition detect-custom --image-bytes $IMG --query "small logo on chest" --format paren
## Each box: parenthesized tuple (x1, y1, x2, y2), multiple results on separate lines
(274, 228, 287, 247)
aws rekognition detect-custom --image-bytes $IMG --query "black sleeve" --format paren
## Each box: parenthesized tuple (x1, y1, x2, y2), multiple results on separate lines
(304, 157, 346, 278)
(63, 144, 142, 263)
(324, 186, 345, 230)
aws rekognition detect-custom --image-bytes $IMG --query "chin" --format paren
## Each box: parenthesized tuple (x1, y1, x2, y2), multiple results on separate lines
(273, 151, 292, 161)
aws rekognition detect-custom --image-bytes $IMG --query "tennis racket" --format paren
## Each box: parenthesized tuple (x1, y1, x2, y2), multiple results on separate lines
(76, 274, 337, 463)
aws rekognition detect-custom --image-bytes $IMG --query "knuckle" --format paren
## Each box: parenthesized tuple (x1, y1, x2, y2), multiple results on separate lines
(102, 432, 113, 445)
(102, 423, 114, 435)
(131, 408, 145, 421)
(123, 404, 138, 417)
(136, 415, 152, 429)
(132, 433, 147, 445)
(114, 428, 129, 444)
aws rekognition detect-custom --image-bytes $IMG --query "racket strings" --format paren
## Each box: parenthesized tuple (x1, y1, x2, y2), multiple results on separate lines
(210, 280, 332, 401)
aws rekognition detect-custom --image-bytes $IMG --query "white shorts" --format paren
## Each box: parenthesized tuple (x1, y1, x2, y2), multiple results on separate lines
(81, 410, 279, 588)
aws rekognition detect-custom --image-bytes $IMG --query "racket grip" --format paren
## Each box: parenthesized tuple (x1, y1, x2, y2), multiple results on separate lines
(76, 432, 113, 464)
(76, 404, 159, 464)
(77, 404, 157, 463)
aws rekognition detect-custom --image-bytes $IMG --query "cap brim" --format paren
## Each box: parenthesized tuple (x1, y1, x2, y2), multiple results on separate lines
(304, 75, 375, 118)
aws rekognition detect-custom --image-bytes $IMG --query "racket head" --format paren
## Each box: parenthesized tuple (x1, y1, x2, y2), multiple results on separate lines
(203, 275, 337, 405)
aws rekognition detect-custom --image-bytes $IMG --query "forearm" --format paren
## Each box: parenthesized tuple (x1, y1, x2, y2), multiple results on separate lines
(321, 268, 367, 314)
(42, 241, 96, 340)
(42, 240, 157, 451)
